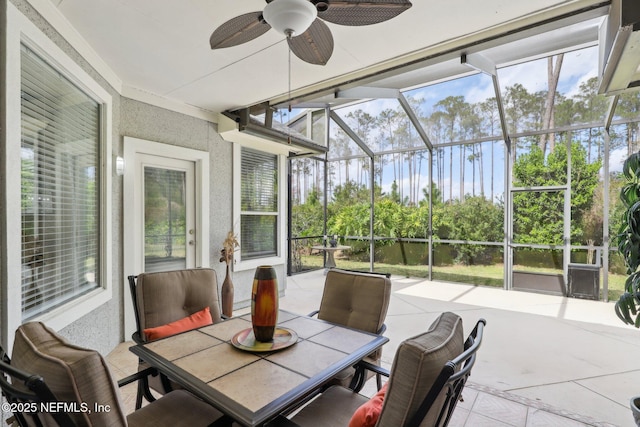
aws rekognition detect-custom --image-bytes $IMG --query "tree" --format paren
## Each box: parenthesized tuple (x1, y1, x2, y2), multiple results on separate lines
(291, 189, 324, 237)
(574, 77, 609, 162)
(426, 111, 448, 201)
(420, 183, 442, 207)
(478, 98, 500, 200)
(617, 91, 640, 156)
(539, 54, 564, 154)
(327, 200, 383, 241)
(389, 180, 401, 204)
(345, 109, 377, 186)
(329, 181, 376, 215)
(439, 197, 503, 264)
(434, 96, 468, 201)
(512, 142, 601, 245)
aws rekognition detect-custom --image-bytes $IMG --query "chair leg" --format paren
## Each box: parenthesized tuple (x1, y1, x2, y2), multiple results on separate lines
(349, 365, 366, 392)
(135, 380, 144, 410)
(160, 373, 174, 393)
(138, 376, 157, 408)
(376, 372, 383, 391)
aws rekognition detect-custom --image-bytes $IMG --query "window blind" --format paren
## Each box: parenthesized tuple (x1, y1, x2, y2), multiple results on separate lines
(240, 148, 278, 259)
(20, 44, 101, 320)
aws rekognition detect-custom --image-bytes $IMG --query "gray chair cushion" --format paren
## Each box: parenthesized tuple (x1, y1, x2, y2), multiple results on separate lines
(12, 322, 128, 427)
(288, 312, 465, 427)
(289, 385, 369, 427)
(318, 269, 391, 334)
(134, 268, 222, 396)
(317, 269, 392, 388)
(135, 268, 222, 339)
(126, 390, 223, 427)
(11, 322, 224, 427)
(377, 312, 464, 427)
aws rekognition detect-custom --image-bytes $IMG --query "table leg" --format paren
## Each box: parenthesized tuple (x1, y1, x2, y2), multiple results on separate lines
(326, 251, 337, 269)
(324, 251, 336, 276)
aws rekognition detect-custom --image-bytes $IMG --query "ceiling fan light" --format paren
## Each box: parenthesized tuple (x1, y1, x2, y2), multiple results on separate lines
(263, 0, 317, 37)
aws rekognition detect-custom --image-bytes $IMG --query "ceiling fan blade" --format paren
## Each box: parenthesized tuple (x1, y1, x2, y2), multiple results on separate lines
(318, 0, 412, 26)
(210, 12, 271, 49)
(287, 19, 334, 66)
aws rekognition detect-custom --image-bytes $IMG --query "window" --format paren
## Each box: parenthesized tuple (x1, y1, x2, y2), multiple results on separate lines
(240, 147, 279, 260)
(20, 44, 101, 320)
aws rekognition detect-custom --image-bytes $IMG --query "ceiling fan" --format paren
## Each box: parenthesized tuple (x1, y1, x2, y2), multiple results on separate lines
(210, 0, 413, 66)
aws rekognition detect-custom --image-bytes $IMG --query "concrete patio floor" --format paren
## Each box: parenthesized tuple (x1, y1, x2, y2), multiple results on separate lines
(107, 269, 640, 426)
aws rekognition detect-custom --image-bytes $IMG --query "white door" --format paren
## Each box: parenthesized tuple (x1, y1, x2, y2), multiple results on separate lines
(123, 137, 210, 338)
(139, 155, 195, 273)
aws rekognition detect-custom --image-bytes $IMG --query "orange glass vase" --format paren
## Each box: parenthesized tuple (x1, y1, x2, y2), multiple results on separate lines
(251, 266, 279, 342)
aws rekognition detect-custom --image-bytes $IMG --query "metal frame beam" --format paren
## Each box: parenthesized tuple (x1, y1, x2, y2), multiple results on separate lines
(329, 111, 375, 158)
(602, 95, 619, 301)
(398, 93, 433, 150)
(329, 110, 376, 271)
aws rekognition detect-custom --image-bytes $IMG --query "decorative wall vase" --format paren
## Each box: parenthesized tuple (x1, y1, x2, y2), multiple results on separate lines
(221, 264, 234, 317)
(251, 266, 278, 342)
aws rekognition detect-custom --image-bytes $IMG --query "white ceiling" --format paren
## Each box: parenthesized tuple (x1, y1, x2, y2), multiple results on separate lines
(50, 0, 610, 117)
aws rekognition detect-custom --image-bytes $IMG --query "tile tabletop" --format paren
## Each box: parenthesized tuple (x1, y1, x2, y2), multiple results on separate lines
(130, 310, 388, 427)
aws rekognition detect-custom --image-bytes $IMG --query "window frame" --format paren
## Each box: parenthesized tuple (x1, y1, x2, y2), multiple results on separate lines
(233, 143, 287, 272)
(4, 4, 113, 346)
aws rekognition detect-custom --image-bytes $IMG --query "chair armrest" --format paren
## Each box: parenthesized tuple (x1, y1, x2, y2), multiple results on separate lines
(355, 360, 390, 378)
(117, 366, 158, 388)
(349, 360, 390, 391)
(131, 331, 145, 345)
(307, 310, 319, 318)
(377, 323, 387, 335)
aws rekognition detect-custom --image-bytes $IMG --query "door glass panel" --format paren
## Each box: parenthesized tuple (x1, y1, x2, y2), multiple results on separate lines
(144, 166, 187, 272)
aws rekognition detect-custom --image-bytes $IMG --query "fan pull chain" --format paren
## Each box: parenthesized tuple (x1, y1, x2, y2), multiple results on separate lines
(287, 34, 292, 145)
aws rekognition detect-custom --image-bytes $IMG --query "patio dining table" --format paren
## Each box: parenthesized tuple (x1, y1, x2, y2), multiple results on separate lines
(311, 245, 351, 274)
(129, 309, 388, 427)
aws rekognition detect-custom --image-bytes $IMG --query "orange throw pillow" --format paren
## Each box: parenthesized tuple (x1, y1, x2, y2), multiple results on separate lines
(349, 383, 388, 427)
(143, 307, 213, 341)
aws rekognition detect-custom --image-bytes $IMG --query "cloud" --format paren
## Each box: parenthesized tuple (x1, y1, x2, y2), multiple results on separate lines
(608, 148, 627, 174)
(497, 45, 599, 99)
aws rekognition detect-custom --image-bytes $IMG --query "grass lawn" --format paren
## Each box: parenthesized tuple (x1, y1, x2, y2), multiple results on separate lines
(298, 254, 626, 302)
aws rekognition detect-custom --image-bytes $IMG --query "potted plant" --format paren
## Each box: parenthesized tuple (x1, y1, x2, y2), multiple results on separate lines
(615, 151, 640, 425)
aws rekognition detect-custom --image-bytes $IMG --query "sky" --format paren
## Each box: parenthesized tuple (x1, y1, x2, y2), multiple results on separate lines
(286, 44, 632, 204)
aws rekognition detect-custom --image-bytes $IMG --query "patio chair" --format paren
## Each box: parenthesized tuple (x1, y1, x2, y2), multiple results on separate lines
(309, 268, 392, 391)
(127, 268, 223, 408)
(270, 312, 486, 427)
(2, 321, 225, 427)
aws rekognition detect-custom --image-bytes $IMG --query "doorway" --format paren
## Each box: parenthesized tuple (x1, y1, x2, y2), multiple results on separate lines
(123, 137, 210, 337)
(509, 186, 569, 295)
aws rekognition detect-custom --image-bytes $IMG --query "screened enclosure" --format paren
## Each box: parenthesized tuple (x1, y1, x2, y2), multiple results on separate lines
(282, 8, 640, 302)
